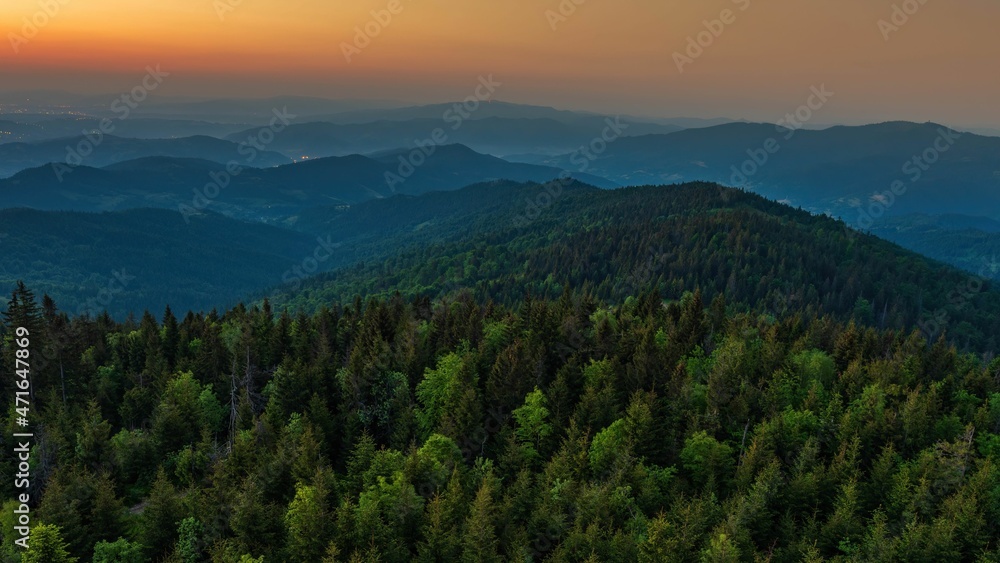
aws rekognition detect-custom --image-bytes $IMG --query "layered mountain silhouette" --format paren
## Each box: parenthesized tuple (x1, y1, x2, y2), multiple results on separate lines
(0, 144, 615, 220)
(514, 121, 1000, 221)
(0, 117, 252, 144)
(4, 110, 1000, 314)
(223, 116, 680, 159)
(0, 134, 291, 177)
(273, 181, 1000, 351)
(5, 181, 998, 351)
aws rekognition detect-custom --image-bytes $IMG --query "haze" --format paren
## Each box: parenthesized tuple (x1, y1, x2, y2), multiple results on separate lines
(2, 0, 998, 128)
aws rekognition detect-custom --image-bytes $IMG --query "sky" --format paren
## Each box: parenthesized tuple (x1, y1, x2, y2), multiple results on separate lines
(2, 0, 999, 127)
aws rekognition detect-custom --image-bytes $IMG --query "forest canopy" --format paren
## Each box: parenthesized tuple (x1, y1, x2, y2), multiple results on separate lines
(2, 280, 999, 562)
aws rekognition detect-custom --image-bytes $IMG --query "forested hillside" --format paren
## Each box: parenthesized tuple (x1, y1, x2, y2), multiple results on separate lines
(0, 146, 607, 218)
(520, 122, 1000, 220)
(3, 181, 1000, 562)
(2, 280, 999, 562)
(282, 182, 1000, 354)
(870, 215, 1000, 282)
(0, 136, 290, 178)
(0, 208, 320, 317)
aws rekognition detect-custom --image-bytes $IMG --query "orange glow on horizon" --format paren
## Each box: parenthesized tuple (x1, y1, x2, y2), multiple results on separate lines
(1, 0, 998, 126)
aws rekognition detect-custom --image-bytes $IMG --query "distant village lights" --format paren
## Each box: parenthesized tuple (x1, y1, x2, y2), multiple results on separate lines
(178, 107, 296, 223)
(51, 65, 170, 182)
(384, 75, 502, 191)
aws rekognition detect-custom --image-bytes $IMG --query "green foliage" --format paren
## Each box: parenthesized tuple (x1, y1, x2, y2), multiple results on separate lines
(2, 281, 999, 561)
(137, 469, 183, 559)
(0, 208, 322, 317)
(284, 483, 330, 562)
(152, 371, 219, 453)
(589, 419, 628, 476)
(681, 431, 735, 493)
(790, 349, 836, 396)
(92, 537, 144, 563)
(700, 533, 739, 563)
(0, 500, 22, 562)
(512, 387, 553, 461)
(461, 478, 501, 563)
(278, 183, 1000, 354)
(22, 524, 77, 563)
(35, 468, 126, 559)
(416, 352, 467, 436)
(175, 517, 204, 563)
(198, 386, 226, 436)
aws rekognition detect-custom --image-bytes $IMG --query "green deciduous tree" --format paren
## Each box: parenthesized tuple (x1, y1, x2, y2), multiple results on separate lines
(681, 431, 735, 494)
(22, 523, 77, 563)
(175, 517, 205, 563)
(284, 482, 331, 562)
(416, 352, 480, 442)
(513, 387, 553, 462)
(92, 537, 144, 563)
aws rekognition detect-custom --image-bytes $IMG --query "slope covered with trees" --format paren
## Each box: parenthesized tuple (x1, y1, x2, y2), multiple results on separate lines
(2, 181, 1000, 562)
(1, 280, 999, 562)
(870, 214, 1000, 282)
(0, 208, 319, 317)
(282, 182, 1000, 354)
